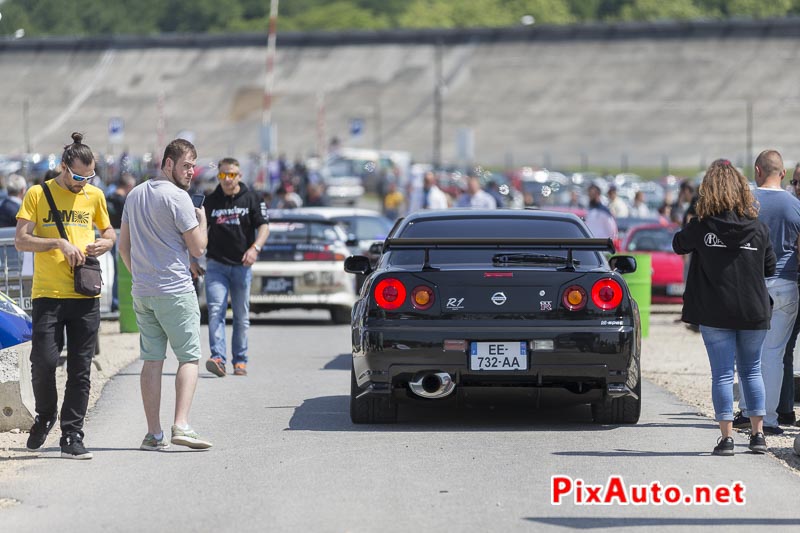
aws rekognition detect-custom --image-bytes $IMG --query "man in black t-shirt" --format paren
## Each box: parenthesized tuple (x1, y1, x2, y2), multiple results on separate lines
(191, 158, 269, 378)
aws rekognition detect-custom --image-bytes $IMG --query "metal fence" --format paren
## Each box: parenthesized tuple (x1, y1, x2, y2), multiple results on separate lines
(0, 235, 32, 312)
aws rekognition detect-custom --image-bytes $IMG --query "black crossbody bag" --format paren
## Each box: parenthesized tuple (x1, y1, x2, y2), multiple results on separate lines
(41, 183, 103, 297)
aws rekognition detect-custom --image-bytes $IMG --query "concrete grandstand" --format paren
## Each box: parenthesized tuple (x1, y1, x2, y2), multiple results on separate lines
(2, 19, 800, 170)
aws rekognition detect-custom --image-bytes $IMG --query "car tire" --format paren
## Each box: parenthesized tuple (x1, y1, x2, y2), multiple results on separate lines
(591, 367, 641, 425)
(330, 306, 351, 325)
(350, 364, 397, 424)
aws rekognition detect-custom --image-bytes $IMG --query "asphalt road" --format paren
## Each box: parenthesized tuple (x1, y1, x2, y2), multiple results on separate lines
(3, 310, 800, 532)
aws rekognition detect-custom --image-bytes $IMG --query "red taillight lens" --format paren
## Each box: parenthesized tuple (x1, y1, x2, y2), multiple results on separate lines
(302, 245, 345, 261)
(411, 285, 435, 310)
(591, 279, 624, 310)
(374, 278, 407, 310)
(562, 285, 587, 311)
(303, 251, 334, 260)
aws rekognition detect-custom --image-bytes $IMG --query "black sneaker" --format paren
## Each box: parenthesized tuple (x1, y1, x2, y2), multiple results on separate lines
(778, 412, 796, 426)
(763, 425, 784, 436)
(732, 411, 751, 429)
(712, 436, 734, 456)
(749, 432, 767, 454)
(60, 434, 93, 460)
(26, 414, 57, 451)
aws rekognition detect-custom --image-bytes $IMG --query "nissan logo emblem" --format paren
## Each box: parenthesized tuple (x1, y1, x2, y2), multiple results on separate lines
(491, 292, 507, 306)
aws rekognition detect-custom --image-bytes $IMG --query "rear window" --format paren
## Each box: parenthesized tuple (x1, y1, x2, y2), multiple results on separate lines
(268, 221, 346, 244)
(390, 217, 602, 268)
(335, 216, 393, 240)
(628, 227, 676, 252)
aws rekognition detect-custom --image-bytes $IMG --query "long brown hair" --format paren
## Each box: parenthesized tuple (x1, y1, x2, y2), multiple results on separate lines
(696, 159, 758, 219)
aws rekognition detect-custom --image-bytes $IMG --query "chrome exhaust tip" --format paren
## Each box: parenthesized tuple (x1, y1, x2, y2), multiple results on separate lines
(409, 372, 456, 399)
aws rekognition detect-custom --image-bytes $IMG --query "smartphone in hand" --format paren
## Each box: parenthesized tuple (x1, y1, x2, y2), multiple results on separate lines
(191, 194, 205, 208)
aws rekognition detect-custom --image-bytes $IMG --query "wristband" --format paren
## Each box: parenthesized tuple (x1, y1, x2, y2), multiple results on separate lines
(252, 244, 262, 252)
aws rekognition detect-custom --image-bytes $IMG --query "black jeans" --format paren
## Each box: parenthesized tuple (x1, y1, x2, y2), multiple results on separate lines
(30, 298, 100, 438)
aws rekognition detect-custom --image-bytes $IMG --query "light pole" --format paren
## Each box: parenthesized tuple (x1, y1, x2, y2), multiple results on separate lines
(259, 0, 279, 191)
(433, 38, 443, 168)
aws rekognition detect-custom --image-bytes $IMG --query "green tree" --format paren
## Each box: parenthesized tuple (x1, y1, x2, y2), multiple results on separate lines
(396, 0, 456, 28)
(725, 0, 793, 18)
(619, 0, 704, 21)
(158, 0, 243, 33)
(505, 0, 576, 24)
(285, 1, 390, 31)
(565, 0, 604, 21)
(21, 0, 86, 36)
(0, 1, 35, 36)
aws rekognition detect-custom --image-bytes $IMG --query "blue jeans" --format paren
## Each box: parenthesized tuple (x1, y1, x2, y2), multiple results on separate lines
(700, 326, 767, 422)
(205, 258, 252, 365)
(739, 278, 798, 427)
(778, 281, 800, 416)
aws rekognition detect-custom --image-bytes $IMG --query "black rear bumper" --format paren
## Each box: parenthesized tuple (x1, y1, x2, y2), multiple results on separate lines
(352, 325, 640, 402)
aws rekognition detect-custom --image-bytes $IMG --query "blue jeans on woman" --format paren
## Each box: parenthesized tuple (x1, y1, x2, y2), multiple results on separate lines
(205, 258, 252, 365)
(700, 326, 767, 422)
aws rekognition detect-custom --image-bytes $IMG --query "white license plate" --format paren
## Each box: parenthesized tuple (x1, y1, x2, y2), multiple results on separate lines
(470, 341, 527, 371)
(666, 283, 685, 296)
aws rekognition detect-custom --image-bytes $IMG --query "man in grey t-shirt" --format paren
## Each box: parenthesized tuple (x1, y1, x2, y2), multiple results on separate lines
(119, 138, 213, 451)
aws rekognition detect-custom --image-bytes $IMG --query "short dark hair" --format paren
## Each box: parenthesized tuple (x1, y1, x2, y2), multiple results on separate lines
(755, 149, 783, 176)
(218, 157, 239, 168)
(161, 139, 197, 169)
(61, 132, 94, 168)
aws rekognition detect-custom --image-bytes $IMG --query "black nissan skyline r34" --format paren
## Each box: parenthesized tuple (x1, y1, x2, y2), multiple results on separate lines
(344, 209, 641, 425)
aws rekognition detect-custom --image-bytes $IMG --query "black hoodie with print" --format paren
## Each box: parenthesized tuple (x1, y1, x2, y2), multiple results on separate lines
(204, 182, 269, 266)
(673, 210, 776, 329)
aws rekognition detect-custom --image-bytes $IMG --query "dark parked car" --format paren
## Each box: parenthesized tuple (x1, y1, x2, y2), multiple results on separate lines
(344, 209, 641, 424)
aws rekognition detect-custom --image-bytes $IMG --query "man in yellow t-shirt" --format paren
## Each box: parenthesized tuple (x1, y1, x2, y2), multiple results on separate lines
(15, 132, 115, 460)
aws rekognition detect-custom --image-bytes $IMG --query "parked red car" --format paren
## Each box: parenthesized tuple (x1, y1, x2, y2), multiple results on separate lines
(620, 223, 684, 304)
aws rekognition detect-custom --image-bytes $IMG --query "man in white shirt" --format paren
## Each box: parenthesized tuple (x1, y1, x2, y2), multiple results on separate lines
(584, 182, 618, 240)
(607, 185, 630, 218)
(456, 176, 497, 209)
(409, 171, 449, 211)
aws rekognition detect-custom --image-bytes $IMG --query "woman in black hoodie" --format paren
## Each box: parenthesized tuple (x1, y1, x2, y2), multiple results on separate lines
(673, 159, 776, 456)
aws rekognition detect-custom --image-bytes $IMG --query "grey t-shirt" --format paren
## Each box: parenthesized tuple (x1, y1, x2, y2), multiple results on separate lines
(122, 179, 198, 296)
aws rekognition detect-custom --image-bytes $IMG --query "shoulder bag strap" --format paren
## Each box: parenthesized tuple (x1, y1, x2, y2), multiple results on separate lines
(41, 182, 69, 242)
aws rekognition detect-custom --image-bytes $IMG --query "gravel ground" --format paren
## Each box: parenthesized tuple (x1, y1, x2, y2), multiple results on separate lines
(0, 311, 799, 482)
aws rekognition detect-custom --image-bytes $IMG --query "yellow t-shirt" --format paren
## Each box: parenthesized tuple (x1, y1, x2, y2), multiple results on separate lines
(384, 191, 405, 210)
(17, 179, 111, 299)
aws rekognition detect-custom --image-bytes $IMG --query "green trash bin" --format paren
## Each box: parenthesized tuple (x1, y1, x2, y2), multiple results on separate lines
(619, 253, 651, 338)
(116, 255, 138, 333)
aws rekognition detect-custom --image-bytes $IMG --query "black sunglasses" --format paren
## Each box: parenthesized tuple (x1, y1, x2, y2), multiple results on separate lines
(792, 180, 799, 186)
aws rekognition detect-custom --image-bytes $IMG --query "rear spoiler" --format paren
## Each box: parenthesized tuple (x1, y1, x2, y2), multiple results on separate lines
(384, 237, 615, 252)
(383, 237, 616, 272)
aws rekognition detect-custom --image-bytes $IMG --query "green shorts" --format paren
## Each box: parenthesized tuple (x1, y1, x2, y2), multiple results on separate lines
(133, 292, 201, 363)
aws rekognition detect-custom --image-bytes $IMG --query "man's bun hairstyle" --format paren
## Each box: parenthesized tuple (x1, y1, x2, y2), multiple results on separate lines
(61, 131, 94, 167)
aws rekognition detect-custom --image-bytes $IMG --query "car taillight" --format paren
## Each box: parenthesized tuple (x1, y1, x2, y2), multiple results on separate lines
(411, 285, 435, 310)
(591, 279, 624, 310)
(562, 285, 587, 311)
(374, 278, 406, 310)
(303, 246, 345, 261)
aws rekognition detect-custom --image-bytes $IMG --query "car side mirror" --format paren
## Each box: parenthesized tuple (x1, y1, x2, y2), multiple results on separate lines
(609, 255, 637, 274)
(368, 242, 384, 255)
(344, 255, 372, 275)
(345, 236, 359, 248)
